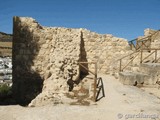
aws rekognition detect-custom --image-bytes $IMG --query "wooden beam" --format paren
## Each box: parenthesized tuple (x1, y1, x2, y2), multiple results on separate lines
(142, 50, 155, 63)
(140, 50, 143, 63)
(118, 50, 140, 60)
(78, 62, 96, 64)
(122, 52, 139, 71)
(155, 49, 157, 63)
(79, 63, 95, 75)
(119, 59, 122, 72)
(94, 62, 97, 102)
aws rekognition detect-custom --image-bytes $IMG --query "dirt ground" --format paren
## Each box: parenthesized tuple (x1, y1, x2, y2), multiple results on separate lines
(0, 74, 160, 120)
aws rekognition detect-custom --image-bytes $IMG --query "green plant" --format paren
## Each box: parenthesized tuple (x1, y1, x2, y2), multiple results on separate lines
(0, 84, 12, 97)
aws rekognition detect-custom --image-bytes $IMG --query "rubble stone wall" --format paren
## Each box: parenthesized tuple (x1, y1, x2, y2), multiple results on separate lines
(13, 16, 130, 106)
(137, 29, 160, 49)
(81, 29, 130, 74)
(148, 29, 160, 49)
(13, 17, 81, 105)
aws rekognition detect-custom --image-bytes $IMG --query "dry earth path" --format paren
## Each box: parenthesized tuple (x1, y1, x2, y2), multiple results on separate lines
(0, 74, 160, 120)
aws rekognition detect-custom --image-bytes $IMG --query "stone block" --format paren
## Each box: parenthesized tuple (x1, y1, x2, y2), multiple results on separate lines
(140, 63, 160, 84)
(119, 72, 150, 85)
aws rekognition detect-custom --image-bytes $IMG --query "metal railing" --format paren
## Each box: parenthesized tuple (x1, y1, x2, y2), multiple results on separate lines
(95, 77, 105, 101)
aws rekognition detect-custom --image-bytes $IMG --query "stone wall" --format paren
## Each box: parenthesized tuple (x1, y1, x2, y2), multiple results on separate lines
(12, 16, 130, 106)
(13, 17, 43, 105)
(13, 17, 81, 105)
(81, 29, 130, 74)
(148, 29, 160, 49)
(137, 29, 160, 50)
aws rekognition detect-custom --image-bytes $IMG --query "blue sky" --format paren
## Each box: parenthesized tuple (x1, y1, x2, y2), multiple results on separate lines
(0, 0, 160, 40)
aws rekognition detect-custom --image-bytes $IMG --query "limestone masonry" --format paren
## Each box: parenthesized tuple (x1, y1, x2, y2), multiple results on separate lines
(12, 16, 130, 106)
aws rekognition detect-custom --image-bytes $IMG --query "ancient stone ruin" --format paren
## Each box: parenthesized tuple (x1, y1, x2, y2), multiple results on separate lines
(119, 29, 160, 86)
(12, 16, 131, 106)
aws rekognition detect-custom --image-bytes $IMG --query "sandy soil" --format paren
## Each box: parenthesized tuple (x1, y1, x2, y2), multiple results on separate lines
(0, 74, 160, 120)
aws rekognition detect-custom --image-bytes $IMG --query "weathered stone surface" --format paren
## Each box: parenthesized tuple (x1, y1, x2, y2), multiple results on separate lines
(119, 72, 150, 85)
(81, 29, 131, 74)
(119, 63, 160, 86)
(12, 16, 130, 106)
(140, 63, 160, 84)
(137, 28, 160, 49)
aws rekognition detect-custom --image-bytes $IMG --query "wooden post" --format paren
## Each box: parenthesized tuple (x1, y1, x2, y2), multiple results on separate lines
(120, 59, 122, 72)
(141, 41, 143, 49)
(155, 50, 157, 63)
(130, 41, 132, 50)
(149, 38, 152, 50)
(78, 61, 98, 102)
(136, 40, 138, 50)
(94, 62, 97, 102)
(140, 49, 143, 63)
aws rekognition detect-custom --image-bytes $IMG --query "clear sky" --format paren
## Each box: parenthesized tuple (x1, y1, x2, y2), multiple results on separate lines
(0, 0, 160, 40)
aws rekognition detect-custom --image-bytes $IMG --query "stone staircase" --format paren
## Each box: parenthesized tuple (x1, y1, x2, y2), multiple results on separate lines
(118, 48, 160, 87)
(119, 29, 160, 87)
(119, 63, 160, 86)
